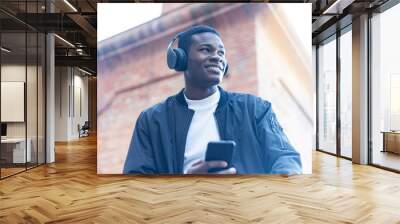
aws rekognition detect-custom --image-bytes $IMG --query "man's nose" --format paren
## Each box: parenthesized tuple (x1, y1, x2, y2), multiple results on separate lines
(209, 53, 224, 63)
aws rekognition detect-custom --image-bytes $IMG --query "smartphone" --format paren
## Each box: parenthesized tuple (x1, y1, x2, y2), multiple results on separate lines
(205, 140, 236, 173)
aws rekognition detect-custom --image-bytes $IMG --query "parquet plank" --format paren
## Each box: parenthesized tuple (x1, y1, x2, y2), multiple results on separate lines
(0, 134, 400, 223)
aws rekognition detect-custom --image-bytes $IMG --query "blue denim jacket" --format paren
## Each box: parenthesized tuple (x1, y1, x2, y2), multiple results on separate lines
(124, 87, 302, 174)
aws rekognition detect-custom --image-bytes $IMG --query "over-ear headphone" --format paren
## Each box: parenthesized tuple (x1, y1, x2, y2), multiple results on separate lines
(167, 34, 229, 76)
(167, 34, 187, 71)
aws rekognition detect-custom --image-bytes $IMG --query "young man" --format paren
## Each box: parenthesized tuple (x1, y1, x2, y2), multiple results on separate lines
(123, 25, 302, 174)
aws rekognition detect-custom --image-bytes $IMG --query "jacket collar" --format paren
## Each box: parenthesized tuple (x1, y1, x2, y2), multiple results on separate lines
(175, 86, 229, 112)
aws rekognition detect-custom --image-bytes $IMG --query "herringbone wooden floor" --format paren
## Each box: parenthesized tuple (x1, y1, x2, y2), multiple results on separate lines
(1, 135, 400, 223)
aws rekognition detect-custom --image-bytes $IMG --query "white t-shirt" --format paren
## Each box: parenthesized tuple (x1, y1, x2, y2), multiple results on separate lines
(183, 89, 221, 174)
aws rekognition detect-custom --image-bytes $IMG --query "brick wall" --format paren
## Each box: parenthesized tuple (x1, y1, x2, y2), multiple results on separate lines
(161, 3, 186, 14)
(98, 5, 258, 174)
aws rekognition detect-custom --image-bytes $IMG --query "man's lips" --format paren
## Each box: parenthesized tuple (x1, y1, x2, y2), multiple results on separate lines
(204, 64, 223, 71)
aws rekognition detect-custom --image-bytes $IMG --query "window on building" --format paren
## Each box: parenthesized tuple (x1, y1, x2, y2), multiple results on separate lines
(317, 36, 337, 155)
(339, 28, 352, 158)
(371, 2, 400, 171)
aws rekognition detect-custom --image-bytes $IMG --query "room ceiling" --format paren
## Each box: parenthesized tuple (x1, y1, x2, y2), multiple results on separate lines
(0, 0, 99, 74)
(310, 0, 390, 44)
(0, 0, 394, 74)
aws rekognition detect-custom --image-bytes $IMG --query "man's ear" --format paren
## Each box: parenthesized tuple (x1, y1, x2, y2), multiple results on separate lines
(223, 63, 229, 77)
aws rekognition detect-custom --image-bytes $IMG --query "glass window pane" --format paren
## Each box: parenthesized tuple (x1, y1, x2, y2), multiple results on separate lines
(340, 29, 352, 158)
(38, 32, 45, 165)
(371, 3, 400, 171)
(27, 31, 38, 169)
(1, 30, 27, 177)
(26, 0, 39, 169)
(318, 37, 337, 154)
(1, 1, 46, 179)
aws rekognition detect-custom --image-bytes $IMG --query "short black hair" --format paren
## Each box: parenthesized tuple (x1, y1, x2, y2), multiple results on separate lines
(178, 25, 221, 55)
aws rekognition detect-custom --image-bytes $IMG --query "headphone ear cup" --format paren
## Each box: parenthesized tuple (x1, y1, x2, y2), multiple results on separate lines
(167, 47, 178, 69)
(223, 63, 229, 76)
(174, 48, 187, 71)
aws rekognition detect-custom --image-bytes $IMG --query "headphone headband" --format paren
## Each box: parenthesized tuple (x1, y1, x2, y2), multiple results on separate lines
(167, 33, 181, 50)
(167, 36, 177, 50)
(166, 32, 229, 75)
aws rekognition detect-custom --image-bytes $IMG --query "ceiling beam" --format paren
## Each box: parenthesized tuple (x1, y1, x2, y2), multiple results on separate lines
(55, 55, 96, 71)
(322, 0, 356, 14)
(67, 13, 97, 46)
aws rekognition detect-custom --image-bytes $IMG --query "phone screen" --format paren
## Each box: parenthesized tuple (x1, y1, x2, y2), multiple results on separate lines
(205, 140, 236, 173)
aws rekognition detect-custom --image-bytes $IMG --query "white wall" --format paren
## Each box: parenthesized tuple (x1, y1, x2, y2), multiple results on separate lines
(55, 67, 89, 141)
(255, 4, 313, 174)
(55, 66, 69, 141)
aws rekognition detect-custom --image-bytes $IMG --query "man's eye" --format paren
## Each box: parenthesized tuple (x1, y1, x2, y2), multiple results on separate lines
(200, 48, 209, 52)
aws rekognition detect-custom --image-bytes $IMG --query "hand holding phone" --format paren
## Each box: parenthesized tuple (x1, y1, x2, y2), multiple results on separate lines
(186, 160, 234, 174)
(185, 141, 236, 174)
(205, 140, 236, 173)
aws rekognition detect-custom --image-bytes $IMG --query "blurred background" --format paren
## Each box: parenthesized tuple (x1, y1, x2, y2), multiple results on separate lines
(97, 3, 312, 174)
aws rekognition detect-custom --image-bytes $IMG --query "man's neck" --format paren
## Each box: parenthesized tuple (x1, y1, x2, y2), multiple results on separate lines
(184, 85, 218, 100)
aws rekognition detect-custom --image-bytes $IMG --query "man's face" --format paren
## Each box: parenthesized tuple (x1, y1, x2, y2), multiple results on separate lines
(185, 32, 227, 88)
